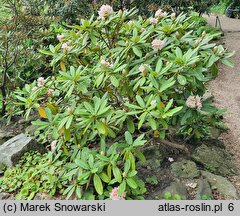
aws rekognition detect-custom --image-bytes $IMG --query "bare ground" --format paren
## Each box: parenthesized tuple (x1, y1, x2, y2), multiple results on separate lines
(204, 14, 240, 191)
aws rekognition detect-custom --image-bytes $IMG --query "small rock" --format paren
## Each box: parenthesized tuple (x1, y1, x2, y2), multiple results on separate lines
(0, 133, 45, 167)
(34, 193, 53, 200)
(171, 159, 200, 179)
(201, 171, 239, 199)
(25, 125, 38, 136)
(194, 178, 213, 200)
(0, 192, 15, 200)
(192, 144, 237, 176)
(162, 182, 187, 200)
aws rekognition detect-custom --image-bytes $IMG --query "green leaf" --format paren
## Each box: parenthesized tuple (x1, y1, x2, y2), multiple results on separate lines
(127, 119, 135, 133)
(136, 95, 145, 108)
(134, 149, 146, 162)
(138, 112, 147, 129)
(118, 180, 126, 196)
(163, 106, 183, 118)
(156, 58, 163, 73)
(221, 58, 234, 68)
(115, 64, 127, 72)
(126, 178, 138, 189)
(93, 174, 103, 195)
(39, 49, 54, 56)
(113, 166, 122, 183)
(125, 131, 133, 145)
(132, 47, 142, 57)
(160, 79, 175, 92)
(99, 172, 110, 183)
(124, 160, 131, 174)
(177, 75, 187, 85)
(75, 159, 89, 170)
(148, 116, 157, 130)
(76, 186, 82, 199)
(165, 99, 173, 112)
(110, 76, 120, 87)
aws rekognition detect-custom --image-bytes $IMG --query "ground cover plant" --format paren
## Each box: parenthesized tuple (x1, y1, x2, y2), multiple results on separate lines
(0, 4, 235, 200)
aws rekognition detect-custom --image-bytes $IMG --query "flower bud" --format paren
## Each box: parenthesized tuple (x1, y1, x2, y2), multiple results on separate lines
(213, 46, 218, 53)
(202, 31, 206, 39)
(118, 10, 123, 16)
(176, 31, 181, 39)
(194, 40, 200, 48)
(67, 108, 72, 114)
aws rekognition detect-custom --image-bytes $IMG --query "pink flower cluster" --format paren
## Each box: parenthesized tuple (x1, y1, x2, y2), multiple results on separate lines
(98, 5, 113, 19)
(47, 89, 54, 97)
(155, 9, 167, 18)
(151, 39, 165, 51)
(150, 100, 157, 106)
(186, 95, 202, 110)
(37, 77, 45, 87)
(57, 34, 64, 41)
(61, 43, 69, 50)
(51, 140, 57, 150)
(101, 59, 113, 68)
(171, 13, 176, 19)
(109, 187, 126, 200)
(149, 17, 158, 24)
(139, 64, 151, 75)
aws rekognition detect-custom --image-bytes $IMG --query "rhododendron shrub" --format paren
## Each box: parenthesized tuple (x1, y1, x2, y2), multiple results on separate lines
(13, 7, 234, 199)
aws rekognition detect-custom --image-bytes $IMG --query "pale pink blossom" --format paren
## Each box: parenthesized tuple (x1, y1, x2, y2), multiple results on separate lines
(51, 140, 57, 150)
(32, 86, 38, 91)
(57, 34, 64, 41)
(150, 100, 157, 106)
(101, 59, 112, 67)
(139, 64, 146, 73)
(47, 89, 54, 97)
(149, 17, 158, 24)
(139, 64, 151, 74)
(141, 28, 146, 32)
(37, 77, 45, 87)
(98, 5, 113, 18)
(155, 9, 167, 18)
(171, 13, 176, 19)
(110, 187, 126, 200)
(151, 39, 165, 51)
(186, 95, 202, 110)
(61, 43, 69, 50)
(155, 9, 163, 17)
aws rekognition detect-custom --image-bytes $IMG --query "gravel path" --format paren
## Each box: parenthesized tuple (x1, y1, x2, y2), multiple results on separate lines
(204, 14, 240, 183)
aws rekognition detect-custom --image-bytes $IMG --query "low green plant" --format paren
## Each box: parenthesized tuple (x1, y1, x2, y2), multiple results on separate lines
(146, 176, 158, 185)
(0, 151, 65, 200)
(164, 191, 182, 200)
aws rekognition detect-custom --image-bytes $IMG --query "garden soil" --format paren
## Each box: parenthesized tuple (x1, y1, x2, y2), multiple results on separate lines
(204, 14, 240, 191)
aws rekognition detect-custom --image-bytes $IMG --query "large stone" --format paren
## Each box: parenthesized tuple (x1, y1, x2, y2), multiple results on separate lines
(0, 133, 44, 167)
(194, 179, 213, 200)
(192, 144, 237, 176)
(162, 182, 187, 200)
(201, 171, 239, 199)
(171, 159, 200, 179)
